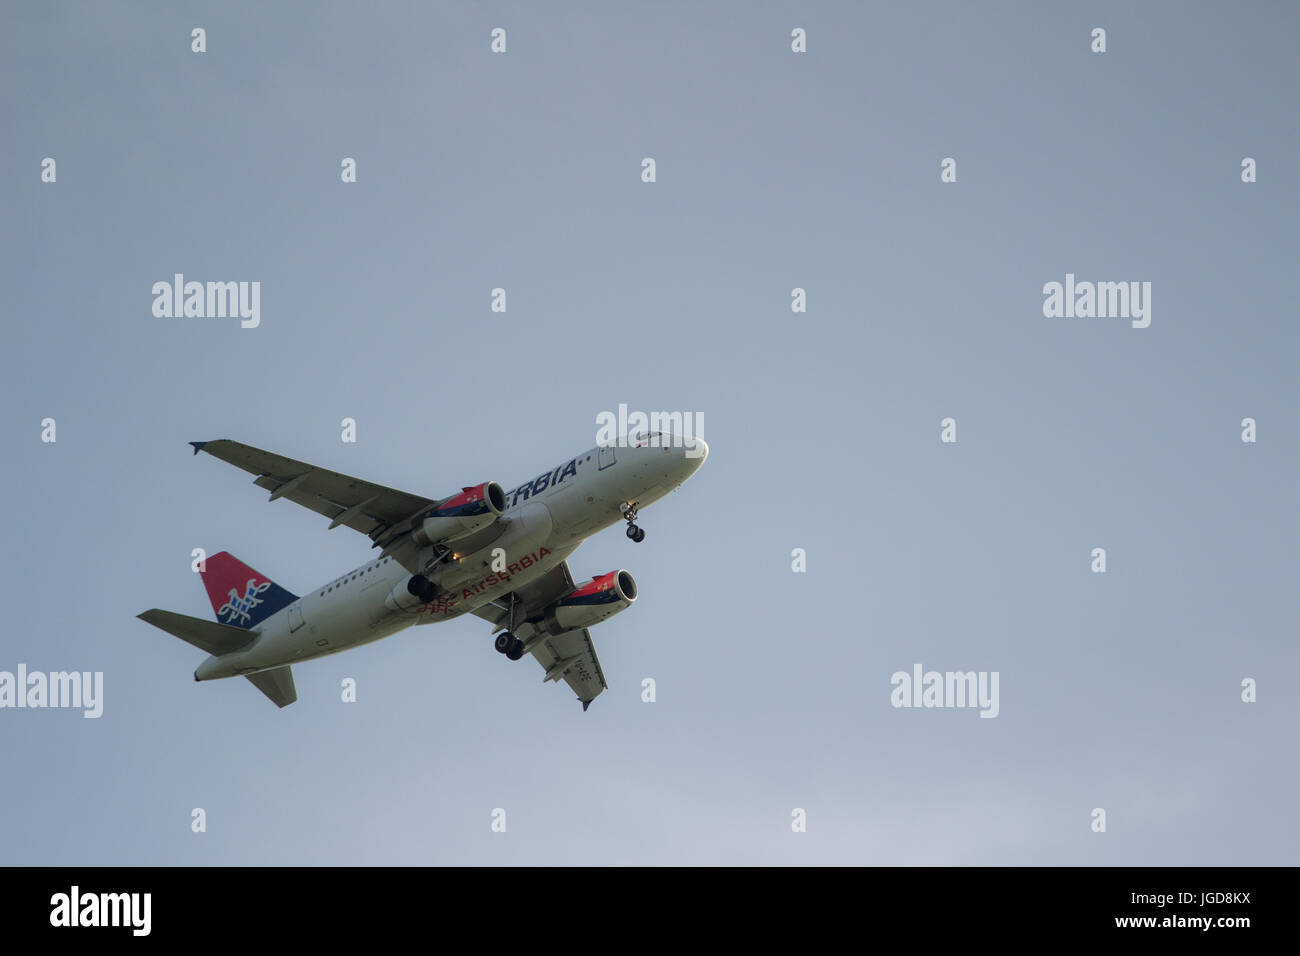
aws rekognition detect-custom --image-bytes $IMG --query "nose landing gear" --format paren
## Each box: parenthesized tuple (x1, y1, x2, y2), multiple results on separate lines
(622, 502, 646, 543)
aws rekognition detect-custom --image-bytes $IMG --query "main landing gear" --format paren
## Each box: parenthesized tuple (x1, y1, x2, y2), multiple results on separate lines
(494, 631, 525, 661)
(623, 501, 646, 543)
(407, 574, 438, 603)
(495, 592, 525, 660)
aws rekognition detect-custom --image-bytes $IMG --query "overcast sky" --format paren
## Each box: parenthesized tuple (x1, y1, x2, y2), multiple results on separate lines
(1, 1, 1297, 865)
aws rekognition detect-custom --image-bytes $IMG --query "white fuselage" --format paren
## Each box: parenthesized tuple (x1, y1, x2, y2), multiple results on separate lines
(195, 436, 706, 680)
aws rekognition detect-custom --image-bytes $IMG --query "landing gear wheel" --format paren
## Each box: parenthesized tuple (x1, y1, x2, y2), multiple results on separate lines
(494, 632, 514, 654)
(621, 501, 643, 542)
(406, 574, 438, 603)
(505, 638, 525, 661)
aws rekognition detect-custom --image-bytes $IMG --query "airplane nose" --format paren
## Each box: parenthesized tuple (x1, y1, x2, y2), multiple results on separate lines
(688, 437, 708, 464)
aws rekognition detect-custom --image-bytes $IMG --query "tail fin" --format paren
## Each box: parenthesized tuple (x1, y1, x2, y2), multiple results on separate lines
(200, 551, 297, 629)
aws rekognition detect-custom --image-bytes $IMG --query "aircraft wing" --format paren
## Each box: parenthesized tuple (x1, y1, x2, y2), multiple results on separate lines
(470, 561, 609, 710)
(530, 627, 608, 710)
(189, 439, 436, 558)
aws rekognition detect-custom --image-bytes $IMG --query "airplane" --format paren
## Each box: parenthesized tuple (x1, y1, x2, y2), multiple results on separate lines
(137, 431, 708, 710)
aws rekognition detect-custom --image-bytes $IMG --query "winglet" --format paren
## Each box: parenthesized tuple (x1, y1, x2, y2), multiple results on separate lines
(582, 699, 591, 712)
(189, 441, 208, 455)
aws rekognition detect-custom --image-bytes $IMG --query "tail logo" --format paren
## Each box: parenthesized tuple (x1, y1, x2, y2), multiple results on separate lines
(217, 578, 272, 625)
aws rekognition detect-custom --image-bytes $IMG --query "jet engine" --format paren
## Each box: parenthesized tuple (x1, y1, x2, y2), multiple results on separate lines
(534, 570, 637, 636)
(411, 481, 507, 547)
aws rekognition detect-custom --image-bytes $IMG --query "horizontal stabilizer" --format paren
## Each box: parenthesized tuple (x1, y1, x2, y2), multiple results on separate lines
(246, 667, 297, 708)
(137, 609, 255, 656)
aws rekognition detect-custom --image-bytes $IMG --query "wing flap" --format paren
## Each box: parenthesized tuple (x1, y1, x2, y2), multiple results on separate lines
(530, 628, 607, 707)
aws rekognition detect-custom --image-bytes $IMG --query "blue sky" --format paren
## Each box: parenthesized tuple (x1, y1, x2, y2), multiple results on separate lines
(1, 1, 1296, 864)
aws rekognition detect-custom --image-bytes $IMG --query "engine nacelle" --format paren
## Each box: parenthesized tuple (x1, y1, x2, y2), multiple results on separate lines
(411, 482, 507, 547)
(537, 570, 637, 636)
